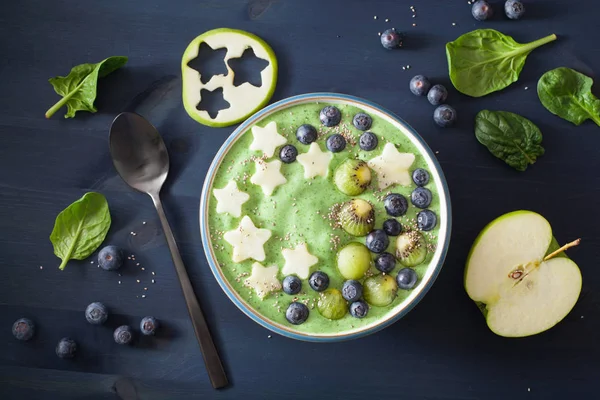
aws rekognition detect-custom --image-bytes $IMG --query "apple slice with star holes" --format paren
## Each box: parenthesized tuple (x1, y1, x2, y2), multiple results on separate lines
(465, 211, 582, 338)
(181, 28, 278, 127)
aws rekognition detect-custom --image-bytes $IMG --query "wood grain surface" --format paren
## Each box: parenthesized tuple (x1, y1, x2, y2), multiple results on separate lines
(1, 0, 599, 399)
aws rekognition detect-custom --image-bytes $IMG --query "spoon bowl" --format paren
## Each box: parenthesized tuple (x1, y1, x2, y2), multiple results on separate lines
(109, 112, 169, 194)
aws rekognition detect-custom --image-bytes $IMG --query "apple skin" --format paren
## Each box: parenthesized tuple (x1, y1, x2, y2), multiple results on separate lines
(464, 210, 580, 336)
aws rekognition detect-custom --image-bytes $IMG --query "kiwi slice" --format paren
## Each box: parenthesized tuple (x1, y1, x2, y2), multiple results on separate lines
(317, 289, 347, 320)
(395, 231, 427, 267)
(363, 274, 398, 307)
(338, 199, 375, 236)
(337, 242, 372, 280)
(334, 159, 372, 196)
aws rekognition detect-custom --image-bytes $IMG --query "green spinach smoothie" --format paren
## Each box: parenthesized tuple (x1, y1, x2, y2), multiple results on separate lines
(207, 102, 441, 335)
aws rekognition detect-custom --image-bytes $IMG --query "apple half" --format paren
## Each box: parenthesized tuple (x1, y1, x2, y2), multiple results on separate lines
(465, 211, 582, 337)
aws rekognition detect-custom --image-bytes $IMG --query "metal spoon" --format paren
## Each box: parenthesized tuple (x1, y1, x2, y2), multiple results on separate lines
(109, 112, 228, 389)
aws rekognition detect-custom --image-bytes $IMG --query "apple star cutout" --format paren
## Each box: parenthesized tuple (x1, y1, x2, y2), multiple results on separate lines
(281, 242, 319, 279)
(212, 180, 250, 218)
(245, 262, 282, 299)
(223, 216, 271, 262)
(367, 142, 416, 189)
(296, 142, 333, 179)
(250, 121, 287, 158)
(250, 159, 287, 196)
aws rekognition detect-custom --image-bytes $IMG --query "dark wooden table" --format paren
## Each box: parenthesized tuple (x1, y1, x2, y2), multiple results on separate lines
(1, 1, 599, 399)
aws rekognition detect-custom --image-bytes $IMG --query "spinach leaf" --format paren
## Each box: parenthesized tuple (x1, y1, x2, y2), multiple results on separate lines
(50, 192, 111, 270)
(446, 29, 556, 97)
(475, 110, 544, 171)
(45, 56, 128, 119)
(537, 67, 600, 127)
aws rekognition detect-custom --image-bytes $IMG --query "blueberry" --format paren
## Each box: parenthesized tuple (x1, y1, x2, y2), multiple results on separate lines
(98, 245, 124, 271)
(411, 187, 433, 209)
(359, 132, 378, 151)
(353, 113, 373, 131)
(366, 229, 390, 254)
(286, 302, 309, 325)
(380, 28, 403, 50)
(56, 338, 77, 359)
(296, 124, 318, 145)
(320, 106, 342, 127)
(396, 268, 418, 290)
(375, 252, 396, 273)
(12, 318, 34, 341)
(409, 75, 431, 96)
(417, 210, 437, 231)
(412, 168, 430, 186)
(279, 144, 298, 163)
(472, 0, 493, 21)
(114, 325, 134, 345)
(427, 84, 448, 106)
(309, 271, 330, 292)
(505, 0, 525, 20)
(140, 316, 159, 336)
(326, 134, 346, 153)
(342, 280, 363, 302)
(384, 193, 408, 217)
(282, 275, 302, 295)
(85, 302, 108, 325)
(349, 300, 369, 318)
(433, 105, 457, 127)
(383, 219, 402, 236)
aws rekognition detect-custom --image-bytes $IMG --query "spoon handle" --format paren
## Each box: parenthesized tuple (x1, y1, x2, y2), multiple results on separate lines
(150, 193, 228, 389)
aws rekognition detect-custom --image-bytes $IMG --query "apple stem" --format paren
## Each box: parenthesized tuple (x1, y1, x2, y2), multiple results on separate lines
(543, 238, 581, 261)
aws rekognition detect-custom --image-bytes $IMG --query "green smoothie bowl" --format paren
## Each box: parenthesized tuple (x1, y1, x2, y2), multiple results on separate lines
(200, 93, 451, 342)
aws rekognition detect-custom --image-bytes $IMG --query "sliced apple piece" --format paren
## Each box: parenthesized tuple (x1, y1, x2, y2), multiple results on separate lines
(181, 28, 278, 127)
(465, 211, 582, 338)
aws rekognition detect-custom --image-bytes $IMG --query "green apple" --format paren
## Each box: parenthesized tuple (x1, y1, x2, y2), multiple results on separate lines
(465, 210, 582, 338)
(181, 28, 278, 127)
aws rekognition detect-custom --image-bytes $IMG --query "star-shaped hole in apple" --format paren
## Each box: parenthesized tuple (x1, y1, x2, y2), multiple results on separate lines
(186, 42, 228, 84)
(196, 87, 231, 119)
(227, 47, 269, 88)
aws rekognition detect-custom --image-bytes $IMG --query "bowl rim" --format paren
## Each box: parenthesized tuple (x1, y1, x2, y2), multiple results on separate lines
(199, 92, 452, 342)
